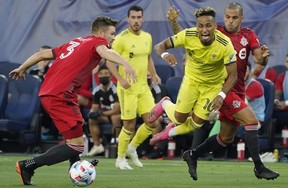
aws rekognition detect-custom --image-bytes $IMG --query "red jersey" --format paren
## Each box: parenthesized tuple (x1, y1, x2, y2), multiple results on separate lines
(39, 36, 108, 97)
(217, 26, 260, 94)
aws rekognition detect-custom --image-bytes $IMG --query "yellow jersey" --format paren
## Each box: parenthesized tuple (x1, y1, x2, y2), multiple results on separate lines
(112, 29, 152, 92)
(171, 28, 236, 84)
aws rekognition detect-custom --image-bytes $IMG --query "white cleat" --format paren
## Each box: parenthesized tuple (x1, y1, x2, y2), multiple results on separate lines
(86, 144, 104, 156)
(126, 150, 143, 167)
(115, 158, 133, 170)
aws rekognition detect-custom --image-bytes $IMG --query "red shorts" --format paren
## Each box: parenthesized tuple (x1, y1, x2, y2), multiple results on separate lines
(40, 95, 84, 139)
(219, 91, 248, 126)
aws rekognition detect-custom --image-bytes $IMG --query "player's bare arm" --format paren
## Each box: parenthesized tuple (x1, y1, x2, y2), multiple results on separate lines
(147, 55, 161, 84)
(212, 62, 237, 111)
(9, 49, 54, 80)
(96, 45, 137, 84)
(154, 38, 177, 67)
(253, 45, 269, 66)
(105, 60, 131, 89)
(167, 5, 183, 34)
(251, 63, 265, 78)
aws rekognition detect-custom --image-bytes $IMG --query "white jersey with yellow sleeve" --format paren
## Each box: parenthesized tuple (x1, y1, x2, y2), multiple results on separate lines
(170, 28, 236, 85)
(112, 29, 152, 93)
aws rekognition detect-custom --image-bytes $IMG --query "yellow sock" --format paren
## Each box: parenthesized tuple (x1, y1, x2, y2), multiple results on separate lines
(117, 127, 133, 157)
(164, 103, 181, 124)
(170, 117, 203, 137)
(175, 117, 196, 135)
(130, 123, 154, 147)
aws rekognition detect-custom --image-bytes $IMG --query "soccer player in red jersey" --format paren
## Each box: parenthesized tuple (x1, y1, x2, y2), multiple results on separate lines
(155, 3, 279, 180)
(9, 16, 136, 185)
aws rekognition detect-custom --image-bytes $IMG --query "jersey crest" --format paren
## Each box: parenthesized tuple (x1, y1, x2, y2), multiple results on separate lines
(240, 36, 248, 46)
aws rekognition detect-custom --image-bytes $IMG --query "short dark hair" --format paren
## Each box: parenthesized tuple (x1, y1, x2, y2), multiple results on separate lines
(41, 45, 51, 49)
(194, 7, 216, 18)
(91, 16, 118, 33)
(98, 62, 108, 73)
(127, 5, 143, 17)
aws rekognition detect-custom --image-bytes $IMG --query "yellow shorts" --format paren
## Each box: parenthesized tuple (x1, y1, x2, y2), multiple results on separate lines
(175, 76, 222, 120)
(118, 86, 155, 120)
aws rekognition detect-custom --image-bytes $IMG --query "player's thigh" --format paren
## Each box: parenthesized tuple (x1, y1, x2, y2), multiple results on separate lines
(175, 76, 199, 114)
(110, 114, 121, 126)
(233, 106, 258, 125)
(138, 87, 155, 116)
(117, 87, 138, 120)
(41, 96, 83, 136)
(193, 83, 222, 121)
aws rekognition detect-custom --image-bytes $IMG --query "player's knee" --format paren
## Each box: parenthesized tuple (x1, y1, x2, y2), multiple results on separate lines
(189, 117, 204, 129)
(220, 135, 234, 145)
(174, 113, 187, 124)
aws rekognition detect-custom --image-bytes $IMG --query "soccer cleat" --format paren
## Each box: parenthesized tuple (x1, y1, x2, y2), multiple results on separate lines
(182, 150, 198, 181)
(149, 123, 175, 145)
(90, 159, 99, 166)
(115, 158, 133, 170)
(142, 150, 164, 160)
(86, 144, 104, 156)
(148, 96, 171, 123)
(126, 150, 143, 167)
(16, 160, 34, 185)
(254, 166, 280, 180)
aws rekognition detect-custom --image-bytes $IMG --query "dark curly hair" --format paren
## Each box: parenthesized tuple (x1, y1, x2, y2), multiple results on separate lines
(194, 7, 216, 18)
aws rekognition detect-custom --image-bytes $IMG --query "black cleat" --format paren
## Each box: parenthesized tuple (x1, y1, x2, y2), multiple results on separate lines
(182, 150, 198, 181)
(16, 160, 34, 185)
(90, 159, 99, 166)
(254, 166, 280, 180)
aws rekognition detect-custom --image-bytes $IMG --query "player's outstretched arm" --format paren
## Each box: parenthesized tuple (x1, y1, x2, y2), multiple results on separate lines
(9, 49, 54, 80)
(106, 60, 131, 89)
(253, 45, 269, 66)
(167, 5, 183, 34)
(212, 62, 238, 112)
(154, 38, 177, 67)
(96, 45, 137, 84)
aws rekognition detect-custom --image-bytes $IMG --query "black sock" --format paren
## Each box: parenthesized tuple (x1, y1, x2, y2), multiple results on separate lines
(69, 155, 81, 167)
(25, 143, 83, 171)
(244, 130, 263, 170)
(192, 134, 226, 158)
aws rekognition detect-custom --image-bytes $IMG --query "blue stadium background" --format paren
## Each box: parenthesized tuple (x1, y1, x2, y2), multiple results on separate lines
(0, 0, 288, 76)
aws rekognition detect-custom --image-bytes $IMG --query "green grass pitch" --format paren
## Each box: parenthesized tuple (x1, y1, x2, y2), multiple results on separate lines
(0, 155, 287, 188)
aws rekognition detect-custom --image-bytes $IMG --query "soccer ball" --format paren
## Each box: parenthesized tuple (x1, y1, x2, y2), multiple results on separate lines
(69, 160, 96, 187)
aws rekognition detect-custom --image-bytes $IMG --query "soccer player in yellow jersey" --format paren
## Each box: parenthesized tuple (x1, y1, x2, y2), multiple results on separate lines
(106, 5, 161, 170)
(148, 7, 237, 151)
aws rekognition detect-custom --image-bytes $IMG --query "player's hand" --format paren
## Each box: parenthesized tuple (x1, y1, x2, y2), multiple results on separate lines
(9, 68, 26, 80)
(208, 111, 218, 122)
(260, 45, 269, 58)
(87, 108, 107, 119)
(167, 5, 180, 22)
(123, 63, 137, 83)
(275, 101, 286, 110)
(118, 77, 131, 89)
(211, 95, 224, 112)
(162, 53, 177, 67)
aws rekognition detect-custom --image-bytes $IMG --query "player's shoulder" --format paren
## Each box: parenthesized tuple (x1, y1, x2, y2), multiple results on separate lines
(118, 29, 129, 37)
(240, 27, 256, 35)
(140, 29, 151, 36)
(184, 27, 198, 37)
(215, 30, 231, 46)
